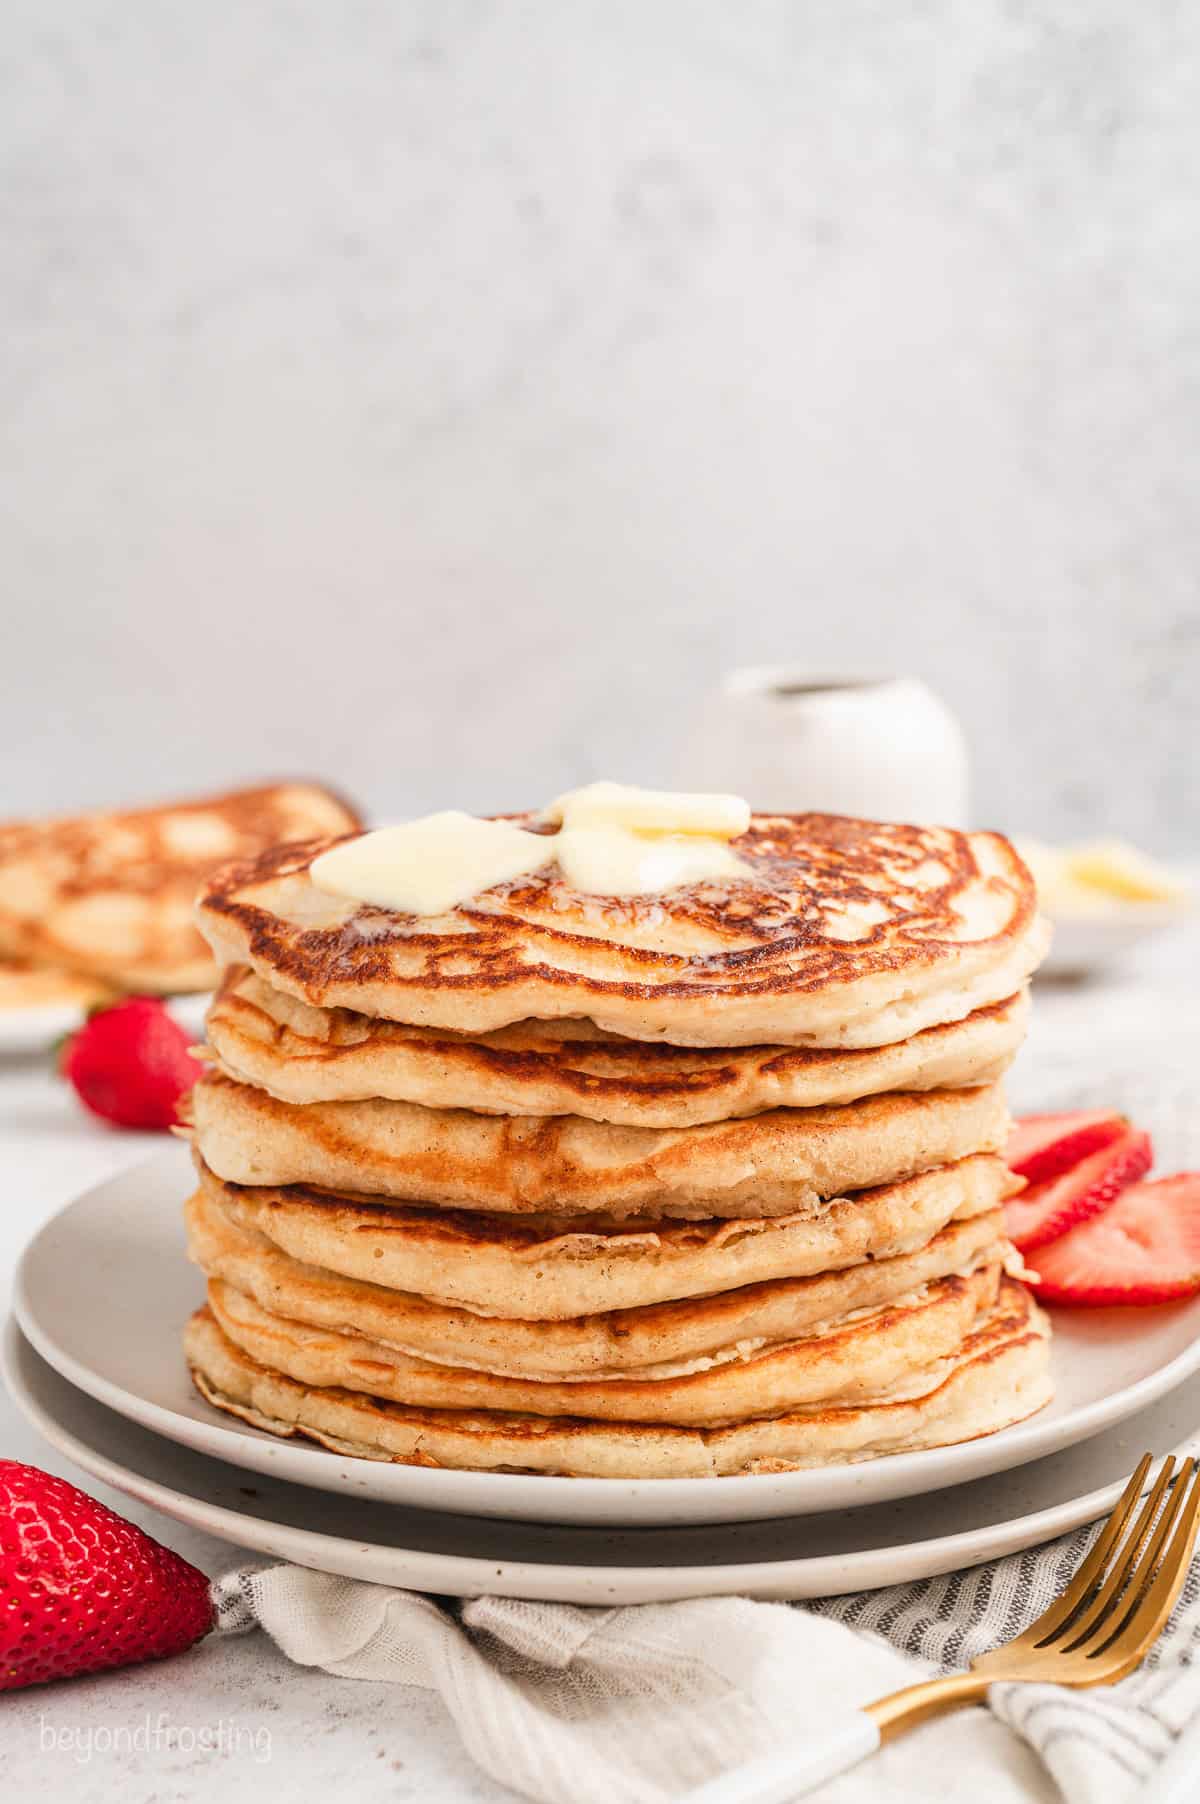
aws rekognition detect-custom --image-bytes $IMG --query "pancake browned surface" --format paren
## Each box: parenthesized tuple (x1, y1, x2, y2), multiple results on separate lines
(185, 1277, 1053, 1478)
(188, 1072, 1008, 1220)
(196, 815, 1046, 1048)
(186, 1181, 1009, 1377)
(193, 1152, 1017, 1318)
(203, 1260, 1004, 1426)
(0, 782, 362, 993)
(207, 967, 1029, 1124)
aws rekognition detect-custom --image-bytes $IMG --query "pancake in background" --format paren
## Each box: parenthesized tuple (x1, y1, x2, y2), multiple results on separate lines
(0, 781, 362, 994)
(196, 815, 1046, 1049)
(207, 968, 1029, 1125)
(186, 1183, 1008, 1379)
(185, 1279, 1053, 1478)
(0, 957, 113, 1012)
(192, 1153, 1019, 1318)
(188, 1072, 1009, 1220)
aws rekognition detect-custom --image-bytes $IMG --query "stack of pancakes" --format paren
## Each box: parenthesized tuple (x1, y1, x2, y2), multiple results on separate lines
(182, 812, 1054, 1480)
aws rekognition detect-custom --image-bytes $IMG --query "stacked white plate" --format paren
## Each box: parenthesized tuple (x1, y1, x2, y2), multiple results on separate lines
(9, 1146, 1200, 1602)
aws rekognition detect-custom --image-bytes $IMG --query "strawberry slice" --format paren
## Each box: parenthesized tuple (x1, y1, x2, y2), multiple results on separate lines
(1029, 1174, 1200, 1306)
(1005, 1127, 1153, 1252)
(1007, 1109, 1128, 1185)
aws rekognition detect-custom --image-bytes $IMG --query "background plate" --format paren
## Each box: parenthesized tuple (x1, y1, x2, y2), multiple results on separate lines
(1037, 907, 1191, 978)
(0, 990, 210, 1054)
(8, 1319, 1200, 1602)
(16, 1146, 1200, 1528)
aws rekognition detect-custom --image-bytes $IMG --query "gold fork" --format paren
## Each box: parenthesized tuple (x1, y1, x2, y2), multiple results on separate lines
(684, 1454, 1200, 1802)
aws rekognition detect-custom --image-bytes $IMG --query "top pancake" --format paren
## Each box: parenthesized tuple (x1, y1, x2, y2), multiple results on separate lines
(0, 782, 362, 993)
(196, 813, 1046, 1048)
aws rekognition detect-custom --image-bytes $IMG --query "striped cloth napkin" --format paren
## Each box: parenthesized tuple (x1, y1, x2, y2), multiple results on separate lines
(214, 1494, 1200, 1804)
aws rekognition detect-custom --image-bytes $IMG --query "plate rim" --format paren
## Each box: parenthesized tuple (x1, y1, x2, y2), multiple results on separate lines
(0, 990, 211, 1050)
(16, 1146, 1200, 1528)
(2, 1317, 1135, 1603)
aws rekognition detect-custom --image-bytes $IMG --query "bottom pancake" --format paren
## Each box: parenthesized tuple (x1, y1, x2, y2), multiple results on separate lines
(185, 1277, 1052, 1478)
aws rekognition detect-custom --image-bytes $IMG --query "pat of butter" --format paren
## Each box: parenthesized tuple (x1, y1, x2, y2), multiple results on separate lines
(545, 781, 750, 840)
(555, 825, 751, 897)
(309, 813, 553, 916)
(1065, 841, 1188, 905)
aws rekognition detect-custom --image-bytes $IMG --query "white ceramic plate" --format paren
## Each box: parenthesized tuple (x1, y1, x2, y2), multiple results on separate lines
(8, 1320, 1199, 1602)
(16, 1147, 1200, 1528)
(0, 990, 210, 1055)
(0, 1000, 94, 1054)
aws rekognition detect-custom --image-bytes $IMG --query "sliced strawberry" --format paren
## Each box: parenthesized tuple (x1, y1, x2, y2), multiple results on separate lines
(1005, 1127, 1153, 1252)
(1007, 1110, 1128, 1185)
(1029, 1174, 1200, 1306)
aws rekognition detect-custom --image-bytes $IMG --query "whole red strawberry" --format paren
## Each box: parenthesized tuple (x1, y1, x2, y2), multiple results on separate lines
(62, 997, 204, 1129)
(0, 1462, 213, 1690)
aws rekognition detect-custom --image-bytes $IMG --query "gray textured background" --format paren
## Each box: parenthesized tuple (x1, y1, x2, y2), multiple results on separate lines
(3, 2, 1198, 846)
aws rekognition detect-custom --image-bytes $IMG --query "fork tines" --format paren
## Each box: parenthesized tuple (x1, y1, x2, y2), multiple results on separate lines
(1031, 1453, 1200, 1667)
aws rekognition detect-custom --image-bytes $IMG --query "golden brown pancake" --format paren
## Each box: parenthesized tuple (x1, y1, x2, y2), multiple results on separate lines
(186, 1181, 1008, 1378)
(206, 967, 1028, 1125)
(188, 1071, 1008, 1220)
(0, 957, 114, 1012)
(193, 1152, 1017, 1319)
(185, 1277, 1053, 1477)
(0, 782, 362, 993)
(195, 814, 1046, 1048)
(202, 1261, 1004, 1426)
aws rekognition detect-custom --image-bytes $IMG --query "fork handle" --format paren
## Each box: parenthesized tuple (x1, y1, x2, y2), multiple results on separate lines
(866, 1670, 990, 1739)
(678, 1673, 990, 1804)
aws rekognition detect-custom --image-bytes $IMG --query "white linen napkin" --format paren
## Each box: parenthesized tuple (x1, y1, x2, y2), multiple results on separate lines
(212, 1507, 1200, 1804)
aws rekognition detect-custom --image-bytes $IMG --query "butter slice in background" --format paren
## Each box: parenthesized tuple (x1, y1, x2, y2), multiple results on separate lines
(1066, 841, 1189, 905)
(1017, 836, 1190, 916)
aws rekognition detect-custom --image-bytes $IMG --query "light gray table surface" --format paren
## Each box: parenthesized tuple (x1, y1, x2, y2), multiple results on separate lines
(0, 915, 1196, 1800)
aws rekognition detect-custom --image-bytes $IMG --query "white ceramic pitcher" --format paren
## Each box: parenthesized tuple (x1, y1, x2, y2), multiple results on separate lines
(679, 668, 970, 827)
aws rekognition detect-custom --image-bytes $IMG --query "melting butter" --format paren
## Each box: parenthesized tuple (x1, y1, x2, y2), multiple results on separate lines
(309, 813, 552, 916)
(545, 781, 750, 840)
(555, 825, 750, 898)
(310, 784, 756, 915)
